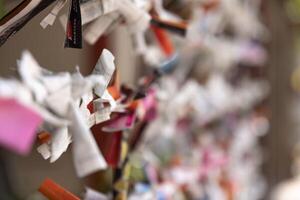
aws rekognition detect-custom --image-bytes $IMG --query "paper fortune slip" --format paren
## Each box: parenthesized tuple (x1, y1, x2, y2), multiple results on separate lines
(0, 98, 43, 155)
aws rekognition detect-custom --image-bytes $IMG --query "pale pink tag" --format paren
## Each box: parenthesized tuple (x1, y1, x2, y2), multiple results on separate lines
(102, 112, 136, 132)
(0, 98, 42, 155)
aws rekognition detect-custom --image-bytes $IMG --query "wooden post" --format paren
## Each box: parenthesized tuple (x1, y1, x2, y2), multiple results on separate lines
(263, 0, 297, 196)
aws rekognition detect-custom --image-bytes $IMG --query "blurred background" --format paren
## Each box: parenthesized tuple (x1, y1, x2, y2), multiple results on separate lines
(0, 0, 299, 199)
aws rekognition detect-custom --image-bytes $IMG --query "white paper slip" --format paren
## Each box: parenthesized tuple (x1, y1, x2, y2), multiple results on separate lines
(101, 0, 117, 14)
(92, 49, 116, 97)
(80, 0, 103, 25)
(69, 103, 107, 177)
(116, 0, 150, 33)
(18, 51, 47, 104)
(101, 90, 116, 110)
(40, 0, 68, 28)
(50, 127, 71, 163)
(0, 79, 33, 105)
(37, 143, 51, 160)
(72, 68, 105, 100)
(44, 79, 71, 117)
(31, 103, 70, 127)
(87, 113, 96, 128)
(93, 99, 111, 123)
(95, 110, 111, 124)
(84, 11, 120, 45)
(41, 73, 71, 94)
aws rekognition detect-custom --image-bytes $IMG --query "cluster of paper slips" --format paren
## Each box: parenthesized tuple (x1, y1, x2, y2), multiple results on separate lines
(0, 0, 270, 200)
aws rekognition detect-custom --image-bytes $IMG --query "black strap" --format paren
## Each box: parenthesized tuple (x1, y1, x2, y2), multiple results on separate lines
(64, 0, 82, 48)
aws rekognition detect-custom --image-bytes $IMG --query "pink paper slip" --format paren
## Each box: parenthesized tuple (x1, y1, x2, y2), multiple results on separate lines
(0, 98, 43, 155)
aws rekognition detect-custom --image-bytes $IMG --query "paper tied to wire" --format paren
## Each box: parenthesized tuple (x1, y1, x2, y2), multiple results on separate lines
(57, 0, 120, 45)
(0, 0, 151, 46)
(79, 49, 117, 128)
(0, 49, 117, 169)
(35, 47, 117, 172)
(83, 0, 151, 45)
